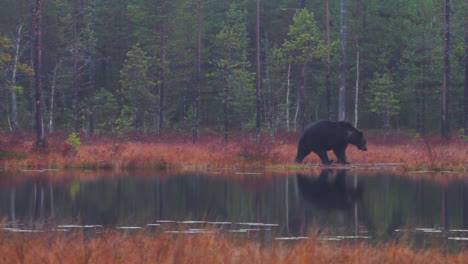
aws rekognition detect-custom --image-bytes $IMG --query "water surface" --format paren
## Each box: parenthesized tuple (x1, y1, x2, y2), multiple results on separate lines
(0, 169, 467, 250)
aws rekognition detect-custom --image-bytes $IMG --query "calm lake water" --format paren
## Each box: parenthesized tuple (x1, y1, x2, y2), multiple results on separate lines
(0, 169, 467, 250)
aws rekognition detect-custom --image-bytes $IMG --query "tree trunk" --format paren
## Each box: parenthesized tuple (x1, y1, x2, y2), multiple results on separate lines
(417, 64, 427, 136)
(49, 60, 60, 133)
(29, 0, 35, 132)
(415, 81, 421, 134)
(265, 34, 274, 139)
(89, 0, 96, 134)
(300, 0, 306, 9)
(159, 19, 167, 135)
(255, 0, 262, 136)
(441, 0, 451, 139)
(34, 0, 46, 149)
(325, 0, 332, 120)
(286, 63, 291, 132)
(385, 85, 390, 136)
(72, 0, 79, 132)
(10, 24, 23, 133)
(421, 83, 426, 135)
(223, 81, 229, 143)
(464, 0, 468, 136)
(299, 63, 307, 131)
(338, 0, 347, 121)
(193, 0, 202, 143)
(135, 106, 140, 138)
(353, 0, 361, 127)
(354, 40, 360, 128)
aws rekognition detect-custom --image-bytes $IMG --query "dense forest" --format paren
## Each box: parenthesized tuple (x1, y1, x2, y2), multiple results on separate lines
(0, 0, 467, 142)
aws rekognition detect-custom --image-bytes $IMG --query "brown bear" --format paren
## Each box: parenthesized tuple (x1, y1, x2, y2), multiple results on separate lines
(295, 120, 367, 164)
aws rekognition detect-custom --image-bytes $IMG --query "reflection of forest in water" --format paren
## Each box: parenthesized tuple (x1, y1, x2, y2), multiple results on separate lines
(0, 170, 467, 248)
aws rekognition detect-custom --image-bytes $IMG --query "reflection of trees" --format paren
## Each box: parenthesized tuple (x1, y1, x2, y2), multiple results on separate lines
(0, 170, 466, 247)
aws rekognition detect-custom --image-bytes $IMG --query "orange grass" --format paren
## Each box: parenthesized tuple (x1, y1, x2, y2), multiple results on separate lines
(0, 230, 466, 264)
(0, 132, 467, 172)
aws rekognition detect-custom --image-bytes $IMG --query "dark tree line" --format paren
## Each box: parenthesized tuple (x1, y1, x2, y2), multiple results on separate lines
(0, 0, 467, 144)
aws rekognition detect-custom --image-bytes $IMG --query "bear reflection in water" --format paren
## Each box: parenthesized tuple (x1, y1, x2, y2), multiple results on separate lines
(297, 169, 364, 211)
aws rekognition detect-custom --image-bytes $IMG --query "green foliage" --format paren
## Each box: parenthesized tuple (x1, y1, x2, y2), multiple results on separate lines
(93, 88, 119, 132)
(0, 150, 26, 160)
(119, 43, 156, 131)
(213, 3, 255, 125)
(0, 0, 467, 134)
(279, 9, 329, 64)
(0, 33, 12, 71)
(367, 72, 400, 118)
(66, 132, 81, 151)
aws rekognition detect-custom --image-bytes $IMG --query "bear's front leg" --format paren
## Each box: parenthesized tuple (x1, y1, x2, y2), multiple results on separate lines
(333, 148, 349, 164)
(315, 150, 332, 164)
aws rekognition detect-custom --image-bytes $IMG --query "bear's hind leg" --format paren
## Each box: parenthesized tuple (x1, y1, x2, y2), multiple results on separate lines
(333, 148, 349, 164)
(315, 150, 332, 164)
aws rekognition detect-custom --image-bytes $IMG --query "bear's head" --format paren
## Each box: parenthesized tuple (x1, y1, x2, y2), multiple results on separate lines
(350, 130, 367, 151)
(340, 121, 367, 151)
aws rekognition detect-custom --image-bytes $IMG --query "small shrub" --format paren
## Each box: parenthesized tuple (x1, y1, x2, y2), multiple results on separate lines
(238, 138, 273, 162)
(0, 150, 27, 160)
(66, 132, 81, 152)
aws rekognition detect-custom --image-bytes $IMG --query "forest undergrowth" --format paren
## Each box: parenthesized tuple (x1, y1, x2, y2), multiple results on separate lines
(0, 229, 466, 264)
(0, 131, 466, 172)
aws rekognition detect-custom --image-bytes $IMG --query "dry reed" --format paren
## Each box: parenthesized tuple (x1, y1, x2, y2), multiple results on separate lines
(0, 132, 467, 172)
(0, 230, 465, 264)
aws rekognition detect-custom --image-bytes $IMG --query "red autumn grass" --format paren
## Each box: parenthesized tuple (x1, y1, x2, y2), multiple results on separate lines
(0, 132, 467, 171)
(0, 230, 465, 264)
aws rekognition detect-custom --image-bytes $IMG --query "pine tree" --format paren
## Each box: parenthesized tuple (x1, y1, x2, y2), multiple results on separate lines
(280, 9, 328, 131)
(213, 3, 254, 143)
(119, 44, 156, 137)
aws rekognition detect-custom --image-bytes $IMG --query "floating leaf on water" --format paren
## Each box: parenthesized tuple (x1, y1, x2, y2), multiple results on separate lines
(320, 236, 343, 241)
(58, 225, 103, 228)
(207, 221, 232, 225)
(3, 228, 42, 233)
(229, 228, 262, 233)
(448, 237, 468, 241)
(228, 230, 247, 233)
(274, 237, 308, 240)
(166, 230, 214, 234)
(415, 228, 442, 233)
(156, 220, 176, 223)
(50, 229, 70, 232)
(117, 226, 142, 230)
(336, 236, 371, 239)
(147, 224, 161, 227)
(237, 222, 278, 227)
(178, 221, 207, 224)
